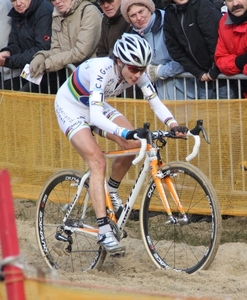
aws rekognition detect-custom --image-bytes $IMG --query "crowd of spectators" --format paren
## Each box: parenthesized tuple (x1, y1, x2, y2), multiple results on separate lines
(1, 0, 247, 98)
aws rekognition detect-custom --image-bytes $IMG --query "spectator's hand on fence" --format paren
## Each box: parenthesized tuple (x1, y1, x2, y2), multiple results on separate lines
(200, 73, 210, 81)
(0, 51, 10, 66)
(146, 64, 162, 82)
(30, 54, 46, 78)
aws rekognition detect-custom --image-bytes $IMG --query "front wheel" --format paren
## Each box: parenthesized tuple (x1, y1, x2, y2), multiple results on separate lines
(35, 169, 106, 273)
(140, 161, 222, 274)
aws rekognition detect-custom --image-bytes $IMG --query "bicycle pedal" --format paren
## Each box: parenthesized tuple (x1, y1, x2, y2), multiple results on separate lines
(110, 250, 125, 257)
(121, 230, 128, 239)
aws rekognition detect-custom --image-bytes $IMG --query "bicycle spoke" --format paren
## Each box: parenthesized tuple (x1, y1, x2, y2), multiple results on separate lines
(36, 170, 106, 272)
(140, 161, 221, 274)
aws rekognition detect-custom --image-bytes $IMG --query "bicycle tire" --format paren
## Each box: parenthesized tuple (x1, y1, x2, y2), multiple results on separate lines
(35, 169, 106, 273)
(140, 161, 222, 274)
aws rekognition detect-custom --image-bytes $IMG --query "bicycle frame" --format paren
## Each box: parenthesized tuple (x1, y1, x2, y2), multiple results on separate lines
(62, 142, 187, 238)
(37, 120, 221, 274)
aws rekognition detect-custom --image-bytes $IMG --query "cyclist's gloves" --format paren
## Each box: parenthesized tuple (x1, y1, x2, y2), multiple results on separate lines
(125, 128, 149, 140)
(170, 126, 188, 136)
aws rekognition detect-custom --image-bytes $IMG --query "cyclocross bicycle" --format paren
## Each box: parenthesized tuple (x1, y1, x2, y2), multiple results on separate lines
(35, 120, 222, 274)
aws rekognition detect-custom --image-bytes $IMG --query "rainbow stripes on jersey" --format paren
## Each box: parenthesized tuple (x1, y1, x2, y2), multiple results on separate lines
(68, 67, 89, 100)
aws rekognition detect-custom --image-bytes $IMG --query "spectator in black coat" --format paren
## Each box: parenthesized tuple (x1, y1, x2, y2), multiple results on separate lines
(0, 0, 53, 91)
(164, 0, 236, 99)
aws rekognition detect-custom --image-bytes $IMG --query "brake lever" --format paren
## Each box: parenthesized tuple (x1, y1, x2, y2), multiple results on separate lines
(190, 120, 210, 144)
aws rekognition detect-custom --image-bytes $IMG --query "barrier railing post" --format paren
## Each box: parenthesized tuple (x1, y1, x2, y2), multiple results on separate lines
(0, 170, 26, 300)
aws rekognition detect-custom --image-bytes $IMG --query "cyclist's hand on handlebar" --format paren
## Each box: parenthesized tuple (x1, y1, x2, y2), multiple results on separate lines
(170, 125, 188, 137)
(126, 128, 148, 140)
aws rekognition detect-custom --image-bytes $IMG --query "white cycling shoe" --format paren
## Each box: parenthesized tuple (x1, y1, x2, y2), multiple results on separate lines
(97, 231, 126, 255)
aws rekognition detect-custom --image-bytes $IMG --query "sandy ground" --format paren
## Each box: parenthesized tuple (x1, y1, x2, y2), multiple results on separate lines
(11, 199, 247, 300)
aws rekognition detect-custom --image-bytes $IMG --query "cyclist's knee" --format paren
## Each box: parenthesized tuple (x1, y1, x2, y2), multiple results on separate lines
(89, 156, 106, 174)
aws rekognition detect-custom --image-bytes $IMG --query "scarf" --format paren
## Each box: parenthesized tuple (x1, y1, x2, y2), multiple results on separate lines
(228, 10, 247, 25)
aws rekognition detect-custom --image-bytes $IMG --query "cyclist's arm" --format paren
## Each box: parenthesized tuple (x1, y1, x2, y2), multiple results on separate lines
(89, 88, 129, 138)
(137, 73, 178, 128)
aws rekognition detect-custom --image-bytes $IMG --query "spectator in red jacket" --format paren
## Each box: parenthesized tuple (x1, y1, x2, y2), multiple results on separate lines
(215, 0, 247, 97)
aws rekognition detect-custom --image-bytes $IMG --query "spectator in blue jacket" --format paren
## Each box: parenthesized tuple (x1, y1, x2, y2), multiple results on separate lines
(121, 0, 195, 100)
(0, 0, 53, 91)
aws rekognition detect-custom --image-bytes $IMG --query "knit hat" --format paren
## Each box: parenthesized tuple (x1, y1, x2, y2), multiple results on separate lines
(121, 0, 155, 24)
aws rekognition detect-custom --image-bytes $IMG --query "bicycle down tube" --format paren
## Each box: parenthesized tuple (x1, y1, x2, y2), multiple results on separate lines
(61, 139, 195, 237)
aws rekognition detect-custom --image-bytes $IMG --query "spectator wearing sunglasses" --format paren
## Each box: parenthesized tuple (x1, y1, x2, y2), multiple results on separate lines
(29, 0, 102, 93)
(54, 34, 188, 254)
(121, 0, 195, 100)
(96, 0, 131, 57)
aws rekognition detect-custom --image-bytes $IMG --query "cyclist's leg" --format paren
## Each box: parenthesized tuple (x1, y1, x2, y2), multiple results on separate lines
(93, 103, 139, 182)
(71, 131, 125, 251)
(107, 115, 139, 181)
(71, 129, 106, 218)
(55, 91, 106, 219)
(93, 104, 139, 214)
(55, 93, 125, 253)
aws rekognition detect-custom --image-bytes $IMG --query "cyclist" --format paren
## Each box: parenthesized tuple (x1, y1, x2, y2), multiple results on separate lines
(54, 33, 188, 254)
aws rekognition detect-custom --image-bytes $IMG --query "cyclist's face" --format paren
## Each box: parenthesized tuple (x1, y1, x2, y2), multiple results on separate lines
(10, 0, 32, 14)
(118, 61, 146, 84)
(50, 0, 72, 13)
(128, 4, 152, 29)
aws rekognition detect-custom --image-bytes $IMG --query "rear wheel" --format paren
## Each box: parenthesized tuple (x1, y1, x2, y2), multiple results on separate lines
(140, 161, 222, 274)
(35, 169, 106, 272)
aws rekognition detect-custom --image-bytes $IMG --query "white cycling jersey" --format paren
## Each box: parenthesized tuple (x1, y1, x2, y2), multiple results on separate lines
(55, 57, 177, 140)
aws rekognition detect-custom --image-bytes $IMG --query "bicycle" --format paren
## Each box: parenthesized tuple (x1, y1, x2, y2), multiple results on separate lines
(35, 120, 222, 274)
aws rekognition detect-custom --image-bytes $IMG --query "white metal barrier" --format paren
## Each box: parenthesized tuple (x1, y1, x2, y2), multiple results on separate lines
(1, 66, 247, 99)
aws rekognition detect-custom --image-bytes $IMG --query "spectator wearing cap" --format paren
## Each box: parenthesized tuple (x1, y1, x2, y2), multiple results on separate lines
(121, 0, 195, 100)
